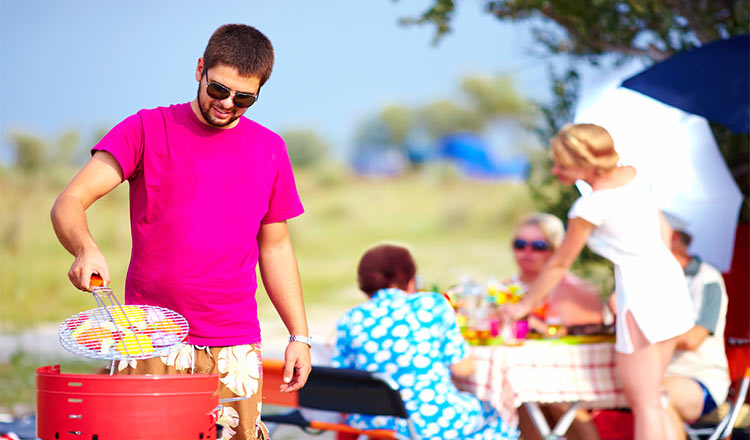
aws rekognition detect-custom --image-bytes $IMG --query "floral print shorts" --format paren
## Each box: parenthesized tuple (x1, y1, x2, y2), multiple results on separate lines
(113, 342, 268, 440)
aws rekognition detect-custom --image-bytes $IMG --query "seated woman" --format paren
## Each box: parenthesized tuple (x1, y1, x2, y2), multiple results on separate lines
(507, 213, 606, 440)
(331, 244, 518, 440)
(507, 212, 605, 334)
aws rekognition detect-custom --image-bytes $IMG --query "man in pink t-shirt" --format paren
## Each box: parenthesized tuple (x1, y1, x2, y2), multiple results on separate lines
(51, 24, 310, 440)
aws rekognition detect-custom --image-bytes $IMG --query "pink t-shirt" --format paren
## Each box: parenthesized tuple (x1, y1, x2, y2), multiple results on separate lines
(93, 103, 304, 346)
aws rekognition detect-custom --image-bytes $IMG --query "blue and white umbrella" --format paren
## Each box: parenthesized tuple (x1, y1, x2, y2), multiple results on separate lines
(574, 60, 743, 272)
(622, 35, 749, 133)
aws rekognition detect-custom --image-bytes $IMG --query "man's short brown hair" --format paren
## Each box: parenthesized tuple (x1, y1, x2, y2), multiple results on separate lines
(203, 24, 274, 86)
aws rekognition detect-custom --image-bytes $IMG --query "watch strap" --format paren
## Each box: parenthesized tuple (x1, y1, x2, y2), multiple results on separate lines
(289, 334, 312, 347)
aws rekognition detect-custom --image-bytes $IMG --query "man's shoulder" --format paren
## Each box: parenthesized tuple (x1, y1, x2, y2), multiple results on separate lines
(241, 117, 284, 145)
(697, 260, 723, 276)
(692, 258, 725, 282)
(135, 102, 184, 115)
(131, 103, 186, 125)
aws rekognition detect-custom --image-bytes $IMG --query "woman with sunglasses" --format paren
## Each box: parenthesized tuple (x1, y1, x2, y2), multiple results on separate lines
(506, 213, 604, 440)
(507, 212, 604, 335)
(501, 124, 693, 440)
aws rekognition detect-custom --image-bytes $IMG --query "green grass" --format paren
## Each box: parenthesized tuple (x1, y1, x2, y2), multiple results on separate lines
(0, 350, 101, 414)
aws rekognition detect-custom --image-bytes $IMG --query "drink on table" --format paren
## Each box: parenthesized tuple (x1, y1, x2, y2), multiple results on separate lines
(545, 315, 564, 338)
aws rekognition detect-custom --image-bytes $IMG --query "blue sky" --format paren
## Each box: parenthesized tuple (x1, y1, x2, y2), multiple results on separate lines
(1, 0, 562, 160)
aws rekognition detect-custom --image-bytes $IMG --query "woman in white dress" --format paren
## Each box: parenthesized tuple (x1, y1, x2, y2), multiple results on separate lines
(502, 123, 694, 440)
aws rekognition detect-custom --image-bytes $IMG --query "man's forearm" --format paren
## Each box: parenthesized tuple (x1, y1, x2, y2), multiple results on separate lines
(262, 276, 308, 335)
(675, 325, 709, 351)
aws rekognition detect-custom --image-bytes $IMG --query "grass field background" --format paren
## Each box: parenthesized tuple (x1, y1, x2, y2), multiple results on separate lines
(0, 162, 536, 412)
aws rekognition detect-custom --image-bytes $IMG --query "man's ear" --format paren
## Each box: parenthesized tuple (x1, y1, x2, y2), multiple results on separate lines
(195, 58, 205, 82)
(669, 231, 683, 252)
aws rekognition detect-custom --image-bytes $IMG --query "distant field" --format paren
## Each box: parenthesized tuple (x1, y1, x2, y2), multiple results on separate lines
(0, 163, 535, 333)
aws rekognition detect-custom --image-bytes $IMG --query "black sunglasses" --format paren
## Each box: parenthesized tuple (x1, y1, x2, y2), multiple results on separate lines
(512, 239, 551, 252)
(204, 70, 259, 108)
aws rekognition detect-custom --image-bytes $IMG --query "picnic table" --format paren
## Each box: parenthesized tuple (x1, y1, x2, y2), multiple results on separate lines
(453, 338, 628, 439)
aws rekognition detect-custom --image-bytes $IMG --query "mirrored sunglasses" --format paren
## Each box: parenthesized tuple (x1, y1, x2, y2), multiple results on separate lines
(512, 239, 551, 252)
(204, 72, 258, 108)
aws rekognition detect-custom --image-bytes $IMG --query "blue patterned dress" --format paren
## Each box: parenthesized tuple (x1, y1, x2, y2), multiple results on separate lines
(331, 288, 518, 439)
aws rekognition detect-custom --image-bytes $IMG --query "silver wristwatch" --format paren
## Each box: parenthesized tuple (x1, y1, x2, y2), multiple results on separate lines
(289, 334, 312, 348)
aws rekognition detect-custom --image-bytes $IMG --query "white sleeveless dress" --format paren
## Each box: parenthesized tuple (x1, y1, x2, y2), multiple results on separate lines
(568, 172, 693, 354)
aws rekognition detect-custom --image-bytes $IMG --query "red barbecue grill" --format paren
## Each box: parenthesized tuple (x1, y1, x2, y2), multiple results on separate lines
(36, 365, 219, 440)
(36, 276, 220, 439)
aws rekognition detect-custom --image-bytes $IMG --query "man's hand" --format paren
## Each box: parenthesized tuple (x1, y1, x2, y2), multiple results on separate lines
(68, 245, 111, 291)
(280, 341, 312, 393)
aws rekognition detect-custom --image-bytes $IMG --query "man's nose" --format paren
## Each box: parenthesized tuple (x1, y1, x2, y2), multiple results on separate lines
(218, 94, 234, 108)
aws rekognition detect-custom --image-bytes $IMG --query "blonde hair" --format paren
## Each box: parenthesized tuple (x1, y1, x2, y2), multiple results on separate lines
(516, 213, 565, 249)
(549, 123, 619, 173)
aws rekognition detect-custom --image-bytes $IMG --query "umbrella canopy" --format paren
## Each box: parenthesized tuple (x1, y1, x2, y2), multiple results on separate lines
(622, 35, 750, 133)
(575, 61, 743, 272)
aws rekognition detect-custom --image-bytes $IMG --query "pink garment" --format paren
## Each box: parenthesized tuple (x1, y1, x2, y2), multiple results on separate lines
(93, 103, 304, 346)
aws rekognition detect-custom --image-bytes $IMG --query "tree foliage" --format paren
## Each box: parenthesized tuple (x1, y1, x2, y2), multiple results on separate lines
(406, 0, 748, 56)
(417, 74, 531, 139)
(380, 105, 416, 147)
(9, 131, 48, 172)
(419, 100, 485, 139)
(353, 73, 534, 164)
(461, 75, 530, 120)
(8, 128, 89, 172)
(56, 130, 81, 166)
(279, 129, 331, 168)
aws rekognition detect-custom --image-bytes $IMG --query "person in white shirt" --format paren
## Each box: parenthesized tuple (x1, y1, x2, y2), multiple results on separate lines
(662, 213, 730, 437)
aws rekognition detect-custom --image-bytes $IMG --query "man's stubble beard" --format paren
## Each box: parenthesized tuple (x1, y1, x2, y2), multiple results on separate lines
(196, 84, 240, 128)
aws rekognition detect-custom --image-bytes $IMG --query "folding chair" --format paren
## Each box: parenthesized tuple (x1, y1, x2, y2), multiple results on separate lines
(261, 359, 419, 439)
(684, 367, 750, 440)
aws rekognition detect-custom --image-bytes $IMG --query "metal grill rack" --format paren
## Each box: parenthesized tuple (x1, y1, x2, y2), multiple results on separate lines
(59, 286, 189, 362)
